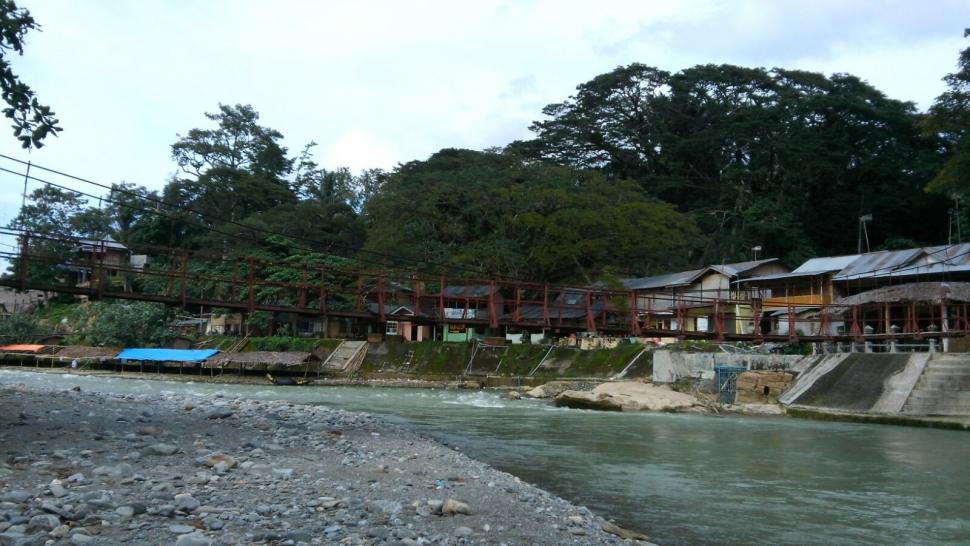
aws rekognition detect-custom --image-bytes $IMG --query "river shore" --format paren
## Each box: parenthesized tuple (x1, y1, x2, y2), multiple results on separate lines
(0, 378, 653, 546)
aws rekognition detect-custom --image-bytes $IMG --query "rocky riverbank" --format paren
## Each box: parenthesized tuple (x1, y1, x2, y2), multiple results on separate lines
(0, 381, 654, 546)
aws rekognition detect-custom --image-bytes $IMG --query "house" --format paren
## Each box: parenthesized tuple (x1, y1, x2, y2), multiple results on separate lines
(366, 303, 431, 342)
(439, 284, 505, 342)
(74, 238, 132, 287)
(621, 259, 790, 336)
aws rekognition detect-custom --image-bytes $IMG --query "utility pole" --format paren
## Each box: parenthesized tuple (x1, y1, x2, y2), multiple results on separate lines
(858, 214, 872, 254)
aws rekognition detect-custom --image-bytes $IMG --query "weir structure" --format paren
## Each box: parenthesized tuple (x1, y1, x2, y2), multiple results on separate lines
(4, 229, 970, 346)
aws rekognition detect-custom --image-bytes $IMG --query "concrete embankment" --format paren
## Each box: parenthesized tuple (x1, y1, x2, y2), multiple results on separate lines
(782, 352, 970, 423)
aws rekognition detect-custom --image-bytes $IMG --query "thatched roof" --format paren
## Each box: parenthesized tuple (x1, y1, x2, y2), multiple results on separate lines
(821, 282, 970, 318)
(836, 282, 970, 306)
(205, 351, 319, 369)
(53, 346, 120, 359)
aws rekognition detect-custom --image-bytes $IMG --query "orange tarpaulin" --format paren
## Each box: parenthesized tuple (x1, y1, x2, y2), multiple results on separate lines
(0, 344, 45, 353)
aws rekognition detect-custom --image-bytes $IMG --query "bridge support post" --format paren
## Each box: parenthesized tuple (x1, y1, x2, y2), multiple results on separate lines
(17, 232, 29, 291)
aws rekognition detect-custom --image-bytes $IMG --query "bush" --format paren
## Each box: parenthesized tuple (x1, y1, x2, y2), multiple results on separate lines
(0, 312, 42, 343)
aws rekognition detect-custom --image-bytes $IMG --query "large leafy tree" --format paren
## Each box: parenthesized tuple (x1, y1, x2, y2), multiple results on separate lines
(523, 63, 947, 264)
(0, 0, 59, 148)
(363, 148, 698, 282)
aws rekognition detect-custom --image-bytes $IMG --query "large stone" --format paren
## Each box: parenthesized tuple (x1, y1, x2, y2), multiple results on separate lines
(174, 494, 200, 512)
(204, 454, 236, 469)
(146, 443, 179, 456)
(26, 514, 59, 532)
(554, 381, 699, 412)
(601, 521, 652, 541)
(174, 532, 212, 546)
(524, 380, 598, 399)
(439, 498, 472, 516)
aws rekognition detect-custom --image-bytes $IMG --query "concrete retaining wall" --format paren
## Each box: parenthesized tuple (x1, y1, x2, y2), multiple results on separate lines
(652, 351, 807, 383)
(783, 353, 931, 415)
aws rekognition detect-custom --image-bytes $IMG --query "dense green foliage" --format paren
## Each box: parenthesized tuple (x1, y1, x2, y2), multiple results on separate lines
(68, 301, 172, 347)
(519, 63, 949, 264)
(363, 148, 698, 280)
(0, 310, 40, 342)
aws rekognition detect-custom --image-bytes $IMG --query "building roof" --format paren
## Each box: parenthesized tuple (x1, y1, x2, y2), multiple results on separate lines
(77, 238, 129, 252)
(205, 351, 318, 369)
(116, 348, 218, 362)
(709, 258, 784, 277)
(53, 346, 120, 359)
(835, 282, 970, 306)
(622, 269, 705, 290)
(621, 259, 783, 291)
(792, 254, 863, 274)
(0, 344, 46, 353)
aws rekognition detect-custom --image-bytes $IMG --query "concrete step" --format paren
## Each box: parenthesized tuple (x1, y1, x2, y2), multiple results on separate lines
(922, 368, 970, 377)
(925, 361, 970, 370)
(906, 391, 970, 403)
(916, 378, 970, 390)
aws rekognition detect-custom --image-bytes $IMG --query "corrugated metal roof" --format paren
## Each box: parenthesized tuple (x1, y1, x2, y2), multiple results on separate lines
(622, 269, 704, 290)
(831, 248, 924, 280)
(709, 258, 782, 277)
(116, 348, 218, 362)
(622, 259, 783, 291)
(792, 254, 861, 274)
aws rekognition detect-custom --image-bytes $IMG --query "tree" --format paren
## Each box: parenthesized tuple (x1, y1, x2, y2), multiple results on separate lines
(0, 1, 60, 148)
(172, 104, 291, 179)
(69, 301, 171, 346)
(925, 30, 970, 199)
(0, 310, 40, 342)
(164, 104, 298, 250)
(522, 62, 946, 264)
(363, 148, 698, 282)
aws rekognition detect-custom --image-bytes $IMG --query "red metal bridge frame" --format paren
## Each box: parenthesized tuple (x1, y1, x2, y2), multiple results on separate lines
(5, 230, 970, 344)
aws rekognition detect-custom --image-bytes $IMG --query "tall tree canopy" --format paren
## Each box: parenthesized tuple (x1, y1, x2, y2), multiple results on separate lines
(521, 63, 947, 264)
(363, 148, 698, 282)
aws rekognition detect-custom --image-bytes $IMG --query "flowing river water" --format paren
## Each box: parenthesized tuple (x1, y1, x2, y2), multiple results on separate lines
(2, 369, 969, 546)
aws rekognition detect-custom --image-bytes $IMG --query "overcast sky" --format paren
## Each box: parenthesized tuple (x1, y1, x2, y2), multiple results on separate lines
(1, 0, 969, 228)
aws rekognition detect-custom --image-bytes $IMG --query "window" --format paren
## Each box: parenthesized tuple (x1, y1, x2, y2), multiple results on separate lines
(385, 321, 399, 335)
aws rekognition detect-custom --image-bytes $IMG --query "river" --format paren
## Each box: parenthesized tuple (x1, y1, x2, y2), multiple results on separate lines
(2, 369, 968, 546)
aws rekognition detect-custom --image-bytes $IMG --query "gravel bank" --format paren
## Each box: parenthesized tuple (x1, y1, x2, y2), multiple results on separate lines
(0, 382, 653, 545)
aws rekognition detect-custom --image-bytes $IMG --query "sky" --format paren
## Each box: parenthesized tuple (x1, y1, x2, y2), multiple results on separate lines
(0, 0, 969, 229)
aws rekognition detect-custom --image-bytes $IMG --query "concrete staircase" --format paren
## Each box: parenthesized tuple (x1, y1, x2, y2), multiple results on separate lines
(902, 354, 970, 416)
(322, 341, 368, 374)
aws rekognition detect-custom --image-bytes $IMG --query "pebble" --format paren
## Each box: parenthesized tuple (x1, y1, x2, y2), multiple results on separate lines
(1, 383, 628, 546)
(174, 494, 200, 512)
(169, 524, 196, 534)
(146, 443, 179, 456)
(271, 468, 294, 480)
(174, 531, 212, 546)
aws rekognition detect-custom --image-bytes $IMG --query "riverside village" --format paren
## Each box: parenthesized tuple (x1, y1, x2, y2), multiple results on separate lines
(1, 2, 969, 546)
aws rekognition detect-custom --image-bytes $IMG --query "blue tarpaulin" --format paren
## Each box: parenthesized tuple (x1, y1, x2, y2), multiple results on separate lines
(115, 348, 219, 362)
